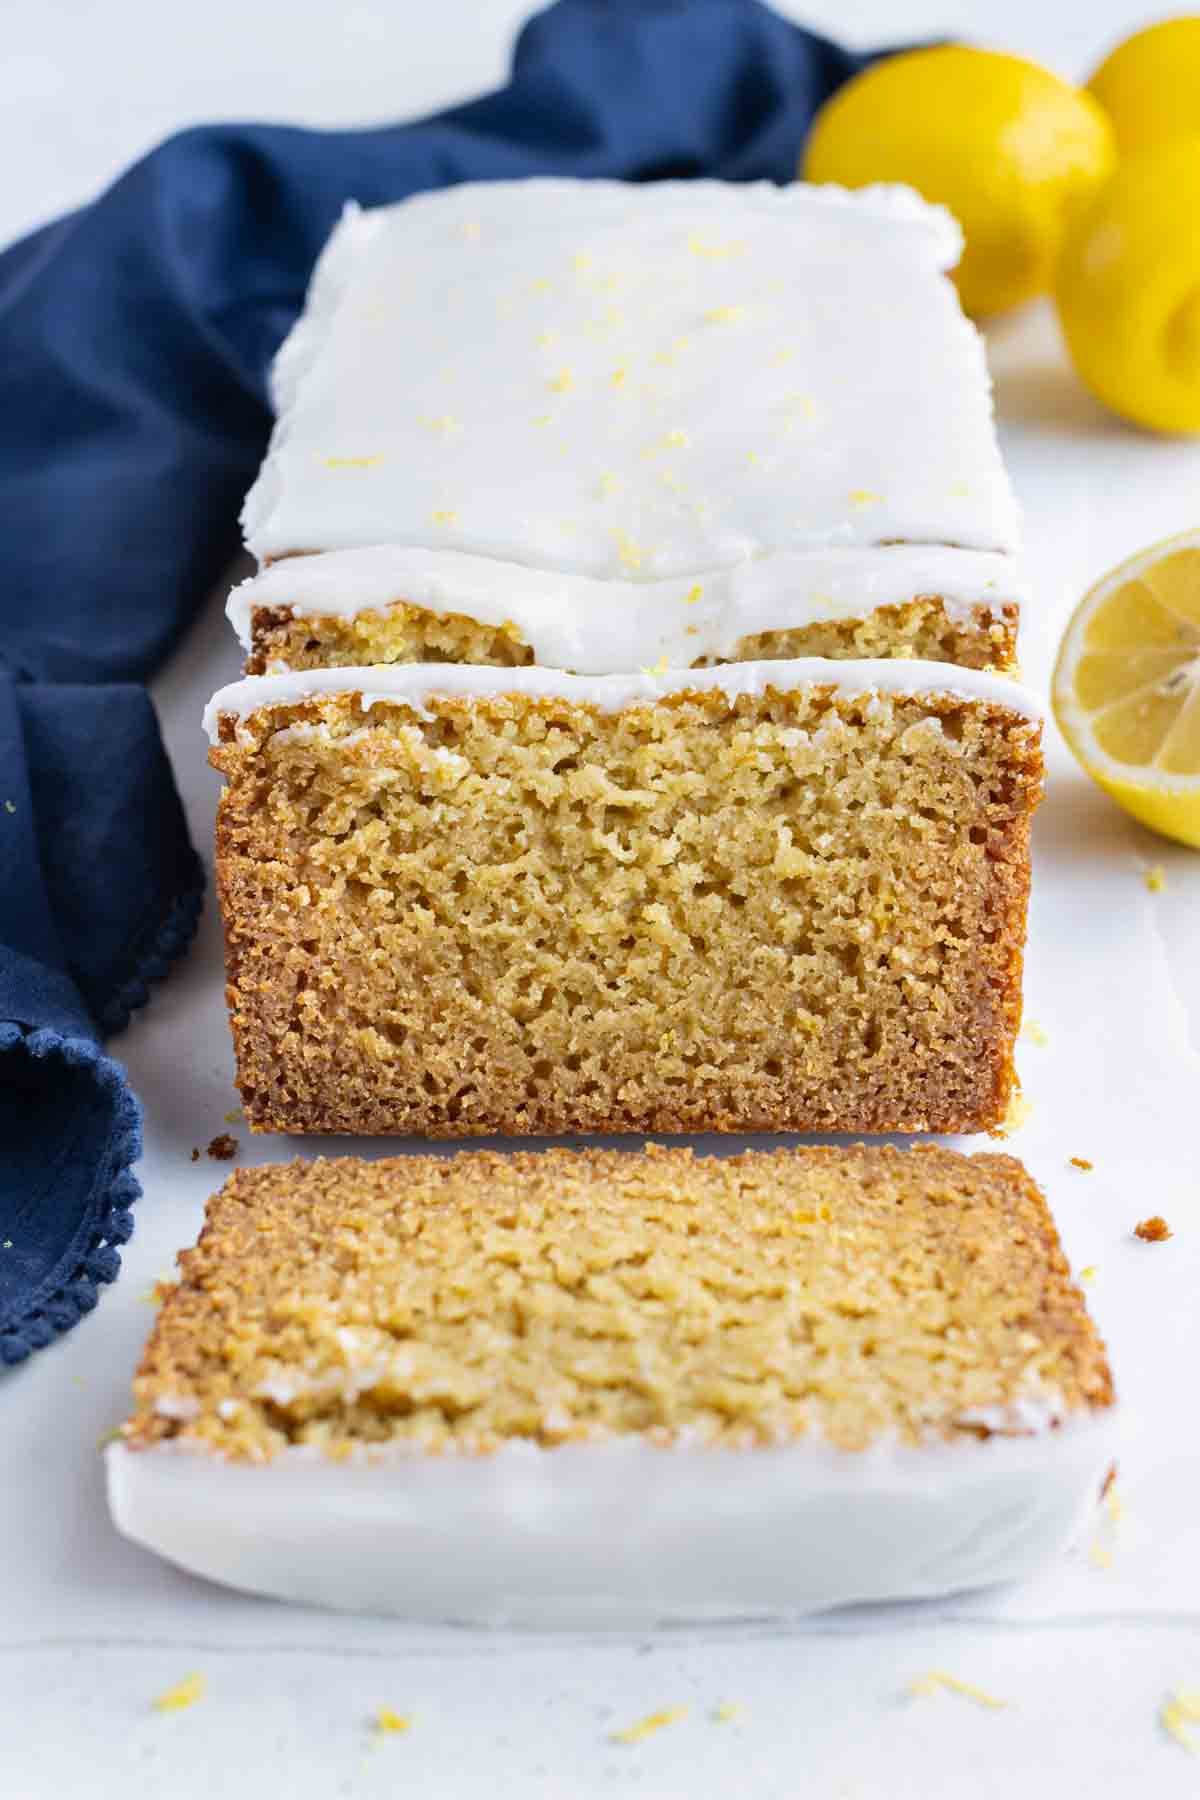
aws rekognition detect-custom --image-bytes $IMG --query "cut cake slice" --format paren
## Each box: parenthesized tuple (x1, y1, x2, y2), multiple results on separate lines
(107, 1145, 1116, 1625)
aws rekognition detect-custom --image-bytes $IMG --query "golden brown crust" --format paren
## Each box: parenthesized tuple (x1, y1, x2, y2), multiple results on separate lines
(243, 596, 1020, 677)
(122, 1144, 1113, 1461)
(210, 684, 1040, 1139)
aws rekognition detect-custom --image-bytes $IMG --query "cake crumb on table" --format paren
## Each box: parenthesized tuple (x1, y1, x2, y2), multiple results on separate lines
(908, 1671, 1007, 1710)
(611, 1706, 689, 1744)
(1134, 1215, 1172, 1243)
(189, 1148, 200, 1162)
(152, 1673, 206, 1714)
(1069, 1156, 1093, 1171)
(206, 1134, 239, 1162)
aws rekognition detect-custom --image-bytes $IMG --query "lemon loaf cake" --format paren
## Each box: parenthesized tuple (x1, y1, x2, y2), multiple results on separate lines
(230, 179, 1023, 677)
(107, 1145, 1116, 1625)
(204, 658, 1042, 1138)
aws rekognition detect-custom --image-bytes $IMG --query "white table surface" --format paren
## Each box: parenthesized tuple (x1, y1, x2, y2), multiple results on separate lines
(4, 4, 1200, 1796)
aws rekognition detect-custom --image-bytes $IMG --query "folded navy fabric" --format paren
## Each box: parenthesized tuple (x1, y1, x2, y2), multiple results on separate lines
(0, 0, 882, 1365)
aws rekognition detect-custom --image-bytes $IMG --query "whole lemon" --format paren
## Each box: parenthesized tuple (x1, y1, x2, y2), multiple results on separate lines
(1056, 138, 1200, 435)
(1088, 16, 1200, 154)
(802, 45, 1116, 317)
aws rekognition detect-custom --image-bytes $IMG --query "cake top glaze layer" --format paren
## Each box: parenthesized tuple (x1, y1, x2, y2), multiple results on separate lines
(203, 653, 1045, 738)
(242, 179, 1021, 576)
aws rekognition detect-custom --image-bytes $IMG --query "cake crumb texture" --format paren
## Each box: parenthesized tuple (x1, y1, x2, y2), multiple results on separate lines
(1134, 1215, 1171, 1242)
(121, 1145, 1113, 1462)
(245, 595, 1019, 677)
(211, 683, 1041, 1137)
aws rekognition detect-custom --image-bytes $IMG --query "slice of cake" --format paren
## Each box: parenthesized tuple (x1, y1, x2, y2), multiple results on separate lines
(204, 658, 1042, 1139)
(107, 1146, 1116, 1625)
(230, 179, 1022, 677)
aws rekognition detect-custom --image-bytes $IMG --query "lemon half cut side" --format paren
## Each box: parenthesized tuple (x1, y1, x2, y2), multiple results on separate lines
(1052, 531, 1200, 848)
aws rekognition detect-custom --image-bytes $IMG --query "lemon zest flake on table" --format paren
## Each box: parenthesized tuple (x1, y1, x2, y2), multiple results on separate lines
(1161, 1689, 1200, 1753)
(909, 1671, 1008, 1710)
(374, 1707, 413, 1735)
(153, 1672, 206, 1713)
(612, 1705, 689, 1743)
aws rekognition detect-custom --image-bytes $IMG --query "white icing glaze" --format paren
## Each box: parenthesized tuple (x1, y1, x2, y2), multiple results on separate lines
(106, 1411, 1115, 1625)
(227, 543, 1023, 674)
(241, 179, 1021, 580)
(203, 656, 1043, 741)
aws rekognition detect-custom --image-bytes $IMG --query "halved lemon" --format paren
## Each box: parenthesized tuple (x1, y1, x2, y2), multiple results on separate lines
(1052, 531, 1200, 848)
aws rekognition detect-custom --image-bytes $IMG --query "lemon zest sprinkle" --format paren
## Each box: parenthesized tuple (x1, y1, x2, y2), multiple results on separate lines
(612, 529, 646, 570)
(429, 509, 459, 527)
(713, 1701, 744, 1723)
(909, 1671, 1007, 1710)
(612, 1705, 689, 1744)
(1161, 1689, 1200, 1753)
(323, 454, 383, 469)
(687, 232, 745, 259)
(1020, 1018, 1049, 1047)
(549, 368, 575, 394)
(153, 1673, 206, 1714)
(1145, 864, 1167, 893)
(375, 1707, 413, 1735)
(704, 304, 746, 324)
(685, 585, 703, 605)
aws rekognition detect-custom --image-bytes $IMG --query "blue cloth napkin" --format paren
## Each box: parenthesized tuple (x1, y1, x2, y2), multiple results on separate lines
(0, 0, 882, 1366)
